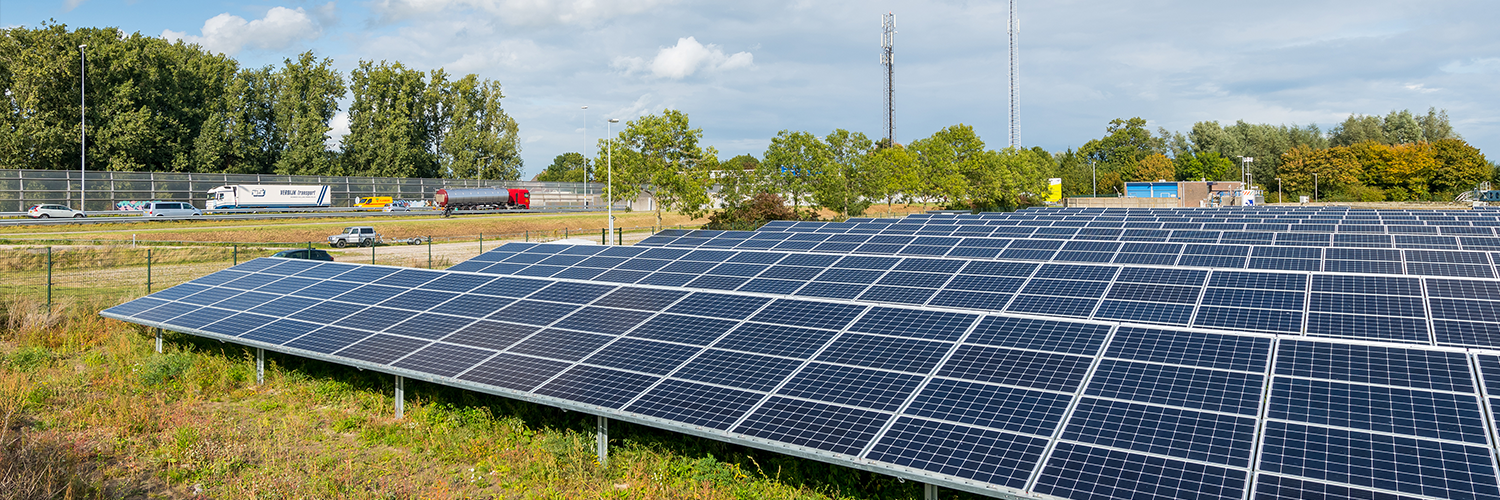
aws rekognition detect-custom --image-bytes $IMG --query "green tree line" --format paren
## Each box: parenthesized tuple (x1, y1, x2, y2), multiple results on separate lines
(1055, 110, 1492, 201)
(0, 24, 521, 179)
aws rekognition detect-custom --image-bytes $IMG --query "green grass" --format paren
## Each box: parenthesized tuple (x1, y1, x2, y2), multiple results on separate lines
(0, 297, 981, 500)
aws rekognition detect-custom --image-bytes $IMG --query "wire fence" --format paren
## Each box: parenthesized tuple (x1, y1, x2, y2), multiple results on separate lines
(1, 225, 677, 311)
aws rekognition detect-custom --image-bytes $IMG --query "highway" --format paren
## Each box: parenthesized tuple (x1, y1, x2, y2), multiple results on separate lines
(0, 207, 597, 226)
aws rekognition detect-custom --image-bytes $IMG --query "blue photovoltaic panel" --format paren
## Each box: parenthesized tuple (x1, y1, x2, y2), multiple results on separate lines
(1268, 377, 1489, 444)
(865, 416, 1047, 489)
(815, 334, 952, 373)
(776, 362, 923, 412)
(441, 320, 537, 351)
(625, 379, 763, 430)
(1006, 295, 1099, 318)
(1254, 475, 1429, 500)
(1061, 398, 1258, 467)
(535, 365, 659, 408)
(584, 338, 700, 375)
(1088, 360, 1264, 415)
(666, 292, 770, 319)
(750, 299, 865, 330)
(966, 316, 1110, 355)
(903, 377, 1072, 437)
(1034, 443, 1247, 500)
(1259, 421, 1500, 500)
(937, 345, 1093, 393)
(846, 307, 977, 341)
(457, 353, 570, 391)
(673, 349, 803, 392)
(1275, 340, 1474, 393)
(735, 396, 890, 456)
(1107, 327, 1270, 372)
(1093, 300, 1195, 325)
(714, 322, 838, 359)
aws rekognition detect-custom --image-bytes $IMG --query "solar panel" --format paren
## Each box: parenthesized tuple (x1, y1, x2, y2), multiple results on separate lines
(105, 206, 1500, 499)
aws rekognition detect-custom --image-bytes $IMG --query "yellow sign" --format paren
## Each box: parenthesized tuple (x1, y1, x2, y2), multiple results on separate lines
(1046, 178, 1063, 203)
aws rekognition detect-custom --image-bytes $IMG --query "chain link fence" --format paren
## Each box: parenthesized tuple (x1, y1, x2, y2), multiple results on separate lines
(1, 225, 673, 311)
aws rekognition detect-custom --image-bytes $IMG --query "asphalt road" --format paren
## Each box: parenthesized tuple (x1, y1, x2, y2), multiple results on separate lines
(0, 208, 594, 226)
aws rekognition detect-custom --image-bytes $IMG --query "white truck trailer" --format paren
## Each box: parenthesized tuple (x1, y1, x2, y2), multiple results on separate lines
(206, 185, 332, 209)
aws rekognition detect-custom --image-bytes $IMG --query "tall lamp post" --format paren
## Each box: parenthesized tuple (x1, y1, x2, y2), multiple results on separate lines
(607, 118, 619, 244)
(1275, 178, 1282, 204)
(1241, 156, 1254, 190)
(1313, 174, 1318, 203)
(79, 44, 88, 211)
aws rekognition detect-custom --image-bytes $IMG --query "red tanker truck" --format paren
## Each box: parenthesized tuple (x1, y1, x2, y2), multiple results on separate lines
(434, 187, 530, 216)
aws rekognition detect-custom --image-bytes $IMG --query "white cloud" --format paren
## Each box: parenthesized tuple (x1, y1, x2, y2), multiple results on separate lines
(614, 37, 753, 79)
(326, 110, 350, 150)
(64, 0, 87, 12)
(162, 5, 330, 56)
(371, 0, 673, 26)
(1441, 58, 1500, 74)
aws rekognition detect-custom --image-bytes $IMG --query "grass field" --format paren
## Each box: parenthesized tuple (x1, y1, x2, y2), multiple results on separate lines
(0, 203, 972, 500)
(1, 297, 982, 500)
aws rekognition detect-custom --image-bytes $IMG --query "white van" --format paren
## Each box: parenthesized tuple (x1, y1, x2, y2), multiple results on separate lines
(142, 201, 203, 218)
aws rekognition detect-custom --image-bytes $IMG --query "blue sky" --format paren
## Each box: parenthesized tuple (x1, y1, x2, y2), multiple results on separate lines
(6, 0, 1498, 178)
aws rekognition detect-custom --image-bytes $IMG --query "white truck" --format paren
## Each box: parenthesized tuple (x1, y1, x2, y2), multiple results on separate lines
(207, 185, 332, 209)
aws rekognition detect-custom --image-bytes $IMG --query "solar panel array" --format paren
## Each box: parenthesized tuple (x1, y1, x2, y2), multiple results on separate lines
(103, 207, 1500, 500)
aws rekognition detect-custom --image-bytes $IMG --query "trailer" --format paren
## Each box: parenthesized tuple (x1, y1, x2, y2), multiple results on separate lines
(434, 187, 530, 215)
(207, 185, 332, 209)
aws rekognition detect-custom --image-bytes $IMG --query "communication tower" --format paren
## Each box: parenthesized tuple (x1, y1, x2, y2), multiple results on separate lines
(881, 12, 895, 145)
(1009, 0, 1019, 148)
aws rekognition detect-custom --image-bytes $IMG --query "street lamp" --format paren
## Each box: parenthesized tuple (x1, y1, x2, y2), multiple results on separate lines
(79, 44, 87, 211)
(1275, 178, 1282, 204)
(1091, 159, 1097, 198)
(607, 118, 619, 244)
(1313, 173, 1318, 203)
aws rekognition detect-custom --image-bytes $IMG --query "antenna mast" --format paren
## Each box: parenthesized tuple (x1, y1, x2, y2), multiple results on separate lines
(881, 12, 895, 146)
(1008, 0, 1019, 148)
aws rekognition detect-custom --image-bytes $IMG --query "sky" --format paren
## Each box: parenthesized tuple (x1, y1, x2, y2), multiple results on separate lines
(6, 0, 1498, 178)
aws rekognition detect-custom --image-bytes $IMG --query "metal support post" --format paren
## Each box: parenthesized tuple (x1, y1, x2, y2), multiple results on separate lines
(256, 348, 264, 385)
(371, 244, 375, 265)
(46, 247, 52, 310)
(596, 415, 609, 467)
(602, 227, 607, 245)
(155, 329, 162, 353)
(924, 483, 939, 500)
(146, 248, 152, 294)
(479, 232, 483, 253)
(617, 227, 622, 246)
(427, 236, 432, 268)
(306, 241, 312, 255)
(525, 230, 529, 242)
(394, 375, 405, 419)
(233, 244, 238, 265)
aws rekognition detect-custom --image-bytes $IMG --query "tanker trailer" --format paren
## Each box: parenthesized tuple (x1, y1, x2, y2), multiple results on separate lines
(434, 187, 531, 215)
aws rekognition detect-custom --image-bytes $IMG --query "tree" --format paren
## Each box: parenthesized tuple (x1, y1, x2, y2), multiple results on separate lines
(862, 145, 920, 213)
(1078, 118, 1166, 183)
(908, 124, 987, 206)
(536, 152, 590, 182)
(1136, 153, 1175, 182)
(1429, 138, 1488, 195)
(762, 130, 827, 212)
(274, 51, 344, 175)
(342, 60, 436, 178)
(599, 109, 716, 227)
(439, 75, 520, 180)
(811, 129, 874, 218)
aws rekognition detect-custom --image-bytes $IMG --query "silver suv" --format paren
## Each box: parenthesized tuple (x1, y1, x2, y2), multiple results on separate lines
(328, 227, 382, 248)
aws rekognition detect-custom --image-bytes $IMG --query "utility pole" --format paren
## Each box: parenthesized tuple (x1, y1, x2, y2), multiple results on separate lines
(1009, 0, 1019, 149)
(881, 12, 896, 146)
